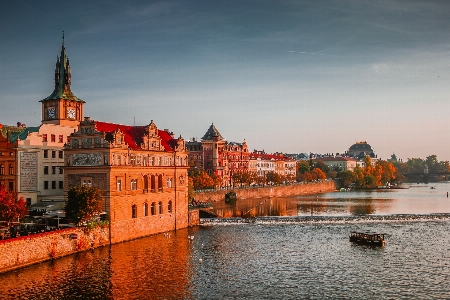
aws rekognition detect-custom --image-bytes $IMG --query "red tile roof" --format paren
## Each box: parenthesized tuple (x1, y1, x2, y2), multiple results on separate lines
(94, 121, 175, 151)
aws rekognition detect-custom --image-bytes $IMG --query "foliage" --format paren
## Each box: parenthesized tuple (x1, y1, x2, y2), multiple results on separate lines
(65, 185, 104, 225)
(265, 171, 283, 185)
(188, 177, 195, 202)
(311, 168, 326, 181)
(0, 184, 27, 226)
(192, 170, 214, 190)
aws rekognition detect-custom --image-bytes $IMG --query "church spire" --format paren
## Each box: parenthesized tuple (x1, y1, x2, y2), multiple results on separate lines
(42, 34, 83, 102)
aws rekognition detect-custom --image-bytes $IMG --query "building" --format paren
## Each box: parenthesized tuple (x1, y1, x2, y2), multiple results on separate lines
(186, 123, 249, 187)
(345, 141, 376, 158)
(316, 156, 357, 172)
(249, 151, 297, 182)
(64, 118, 189, 243)
(0, 38, 83, 206)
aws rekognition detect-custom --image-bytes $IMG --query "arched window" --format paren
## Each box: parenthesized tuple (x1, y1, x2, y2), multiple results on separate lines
(151, 202, 156, 215)
(158, 201, 163, 214)
(151, 175, 156, 192)
(131, 205, 137, 218)
(9, 164, 13, 175)
(168, 201, 172, 213)
(0, 164, 4, 175)
(143, 175, 149, 192)
(158, 175, 163, 191)
(144, 203, 148, 216)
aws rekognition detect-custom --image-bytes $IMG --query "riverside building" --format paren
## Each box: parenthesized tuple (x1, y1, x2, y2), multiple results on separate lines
(63, 118, 189, 243)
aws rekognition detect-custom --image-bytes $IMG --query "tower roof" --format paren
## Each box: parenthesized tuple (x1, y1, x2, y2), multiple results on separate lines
(201, 123, 224, 141)
(41, 35, 84, 103)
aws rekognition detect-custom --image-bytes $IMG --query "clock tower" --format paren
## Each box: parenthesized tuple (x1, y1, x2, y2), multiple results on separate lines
(40, 35, 85, 126)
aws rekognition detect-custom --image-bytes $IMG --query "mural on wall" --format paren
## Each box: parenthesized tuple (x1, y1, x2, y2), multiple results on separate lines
(20, 152, 38, 191)
(73, 153, 102, 166)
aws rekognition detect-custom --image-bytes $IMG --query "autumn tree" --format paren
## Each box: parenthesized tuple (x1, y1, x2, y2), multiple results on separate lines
(311, 168, 326, 181)
(65, 185, 104, 225)
(0, 184, 27, 226)
(192, 170, 214, 190)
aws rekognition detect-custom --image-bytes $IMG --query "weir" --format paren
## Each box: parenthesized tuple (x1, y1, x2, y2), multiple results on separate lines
(200, 213, 450, 225)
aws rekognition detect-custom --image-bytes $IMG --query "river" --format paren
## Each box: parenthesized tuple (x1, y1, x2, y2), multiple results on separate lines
(1, 182, 450, 299)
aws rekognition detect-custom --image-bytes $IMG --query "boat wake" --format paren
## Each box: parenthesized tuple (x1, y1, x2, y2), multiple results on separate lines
(200, 213, 450, 225)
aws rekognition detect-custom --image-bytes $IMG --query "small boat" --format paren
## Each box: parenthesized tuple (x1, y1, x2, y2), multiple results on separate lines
(349, 231, 386, 246)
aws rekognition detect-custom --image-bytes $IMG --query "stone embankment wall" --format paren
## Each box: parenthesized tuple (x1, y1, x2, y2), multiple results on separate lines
(194, 181, 336, 202)
(188, 209, 200, 226)
(0, 227, 109, 274)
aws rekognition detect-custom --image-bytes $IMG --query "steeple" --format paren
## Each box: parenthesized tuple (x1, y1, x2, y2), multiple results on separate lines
(42, 34, 82, 102)
(40, 34, 85, 126)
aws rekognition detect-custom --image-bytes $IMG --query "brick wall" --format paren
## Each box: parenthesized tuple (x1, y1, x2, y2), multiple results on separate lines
(194, 181, 336, 202)
(0, 227, 109, 274)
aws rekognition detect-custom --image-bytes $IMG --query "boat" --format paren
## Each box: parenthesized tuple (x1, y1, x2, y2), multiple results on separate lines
(349, 231, 386, 246)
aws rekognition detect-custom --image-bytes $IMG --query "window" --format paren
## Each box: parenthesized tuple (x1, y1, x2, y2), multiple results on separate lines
(59, 181, 63, 189)
(9, 164, 13, 175)
(117, 179, 122, 191)
(52, 166, 56, 174)
(81, 178, 92, 186)
(0, 164, 3, 175)
(43, 134, 47, 142)
(132, 205, 137, 218)
(67, 136, 70, 143)
(44, 166, 49, 174)
(151, 203, 156, 215)
(52, 181, 56, 189)
(8, 182, 13, 191)
(168, 201, 172, 213)
(59, 151, 63, 159)
(166, 178, 172, 188)
(158, 201, 163, 214)
(59, 135, 63, 143)
(59, 167, 63, 174)
(44, 150, 48, 158)
(51, 134, 55, 142)
(144, 203, 148, 216)
(130, 179, 138, 190)
(44, 181, 49, 189)
(52, 151, 56, 159)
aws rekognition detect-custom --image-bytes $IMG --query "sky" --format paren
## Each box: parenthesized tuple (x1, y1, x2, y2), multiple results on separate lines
(1, 0, 449, 161)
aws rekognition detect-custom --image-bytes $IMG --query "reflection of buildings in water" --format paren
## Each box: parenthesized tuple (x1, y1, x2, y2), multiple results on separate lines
(213, 197, 298, 217)
(109, 229, 192, 299)
(0, 247, 113, 298)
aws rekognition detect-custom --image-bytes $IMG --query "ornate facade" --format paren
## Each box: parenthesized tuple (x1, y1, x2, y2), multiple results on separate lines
(64, 118, 189, 243)
(186, 124, 249, 187)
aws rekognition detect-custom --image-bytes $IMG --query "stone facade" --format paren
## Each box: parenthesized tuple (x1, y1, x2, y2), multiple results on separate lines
(64, 118, 190, 243)
(0, 227, 109, 273)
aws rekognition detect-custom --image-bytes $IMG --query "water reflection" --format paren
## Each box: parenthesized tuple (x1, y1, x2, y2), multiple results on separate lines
(0, 230, 194, 300)
(210, 182, 450, 218)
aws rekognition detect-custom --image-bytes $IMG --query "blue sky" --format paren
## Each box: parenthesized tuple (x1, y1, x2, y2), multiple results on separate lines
(1, 0, 449, 161)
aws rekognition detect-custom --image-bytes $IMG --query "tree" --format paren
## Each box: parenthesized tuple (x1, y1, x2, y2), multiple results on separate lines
(311, 168, 326, 181)
(0, 184, 27, 226)
(192, 170, 214, 190)
(65, 185, 104, 225)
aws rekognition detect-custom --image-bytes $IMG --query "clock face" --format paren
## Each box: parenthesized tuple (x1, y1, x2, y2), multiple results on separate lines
(48, 107, 56, 119)
(67, 108, 76, 119)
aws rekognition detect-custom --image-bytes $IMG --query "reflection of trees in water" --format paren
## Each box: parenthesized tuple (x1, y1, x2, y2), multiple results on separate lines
(350, 203, 375, 215)
(213, 198, 298, 217)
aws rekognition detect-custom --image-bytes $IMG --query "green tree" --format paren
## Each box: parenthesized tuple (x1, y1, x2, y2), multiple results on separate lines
(337, 170, 355, 188)
(65, 185, 104, 225)
(0, 183, 27, 226)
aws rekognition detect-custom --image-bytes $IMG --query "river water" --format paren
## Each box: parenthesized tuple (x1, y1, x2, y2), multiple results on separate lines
(1, 183, 450, 299)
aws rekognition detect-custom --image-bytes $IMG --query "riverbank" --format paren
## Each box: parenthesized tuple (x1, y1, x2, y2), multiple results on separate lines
(194, 181, 335, 202)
